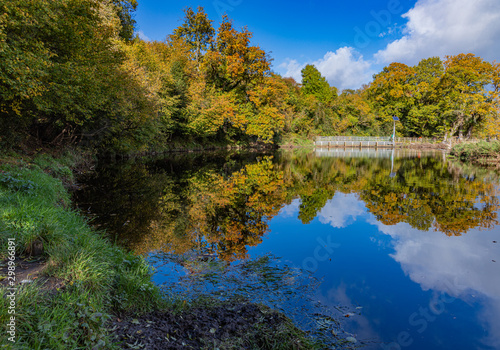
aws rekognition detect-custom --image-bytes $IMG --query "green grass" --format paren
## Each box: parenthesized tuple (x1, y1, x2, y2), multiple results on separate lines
(450, 141, 500, 163)
(0, 153, 164, 349)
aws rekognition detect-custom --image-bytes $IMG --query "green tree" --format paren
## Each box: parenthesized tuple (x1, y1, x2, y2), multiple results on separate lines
(172, 7, 215, 66)
(0, 0, 53, 142)
(111, 0, 138, 41)
(0, 0, 158, 150)
(300, 64, 334, 104)
(299, 65, 337, 133)
(404, 57, 444, 137)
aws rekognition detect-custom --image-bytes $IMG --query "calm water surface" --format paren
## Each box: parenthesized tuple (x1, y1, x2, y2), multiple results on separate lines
(74, 149, 500, 349)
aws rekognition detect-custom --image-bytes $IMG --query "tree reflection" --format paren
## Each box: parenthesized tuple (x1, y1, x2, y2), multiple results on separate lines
(147, 157, 286, 261)
(74, 151, 500, 261)
(281, 152, 499, 236)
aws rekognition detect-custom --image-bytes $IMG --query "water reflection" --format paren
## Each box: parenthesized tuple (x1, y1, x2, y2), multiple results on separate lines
(375, 220, 500, 349)
(74, 149, 500, 349)
(75, 150, 499, 260)
(260, 191, 500, 349)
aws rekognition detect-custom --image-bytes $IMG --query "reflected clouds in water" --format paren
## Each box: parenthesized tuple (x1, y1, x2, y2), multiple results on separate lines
(371, 216, 500, 349)
(318, 193, 367, 228)
(279, 198, 301, 218)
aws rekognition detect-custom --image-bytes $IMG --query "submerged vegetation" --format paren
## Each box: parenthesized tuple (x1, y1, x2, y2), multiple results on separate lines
(1, 1, 500, 154)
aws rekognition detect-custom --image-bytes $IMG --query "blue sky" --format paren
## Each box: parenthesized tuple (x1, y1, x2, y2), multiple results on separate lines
(134, 0, 500, 91)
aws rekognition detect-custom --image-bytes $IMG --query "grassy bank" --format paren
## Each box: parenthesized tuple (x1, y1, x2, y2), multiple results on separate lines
(278, 133, 315, 149)
(0, 151, 320, 349)
(449, 141, 500, 165)
(0, 151, 163, 349)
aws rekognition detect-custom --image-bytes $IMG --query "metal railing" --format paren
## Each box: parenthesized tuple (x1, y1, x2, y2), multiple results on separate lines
(316, 136, 392, 142)
(316, 136, 490, 144)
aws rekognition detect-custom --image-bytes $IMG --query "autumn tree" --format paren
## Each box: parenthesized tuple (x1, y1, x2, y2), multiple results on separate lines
(203, 15, 270, 95)
(119, 37, 195, 145)
(367, 62, 416, 136)
(245, 74, 289, 142)
(482, 62, 500, 138)
(185, 80, 242, 138)
(333, 89, 379, 135)
(437, 53, 496, 140)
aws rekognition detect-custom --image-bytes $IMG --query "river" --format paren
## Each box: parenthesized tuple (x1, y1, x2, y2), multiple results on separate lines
(73, 148, 500, 349)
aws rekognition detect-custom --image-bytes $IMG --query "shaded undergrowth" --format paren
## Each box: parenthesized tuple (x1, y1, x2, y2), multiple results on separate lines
(450, 141, 500, 165)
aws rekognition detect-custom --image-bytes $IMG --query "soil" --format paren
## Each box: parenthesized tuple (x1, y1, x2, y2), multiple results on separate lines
(110, 301, 299, 350)
(0, 258, 65, 292)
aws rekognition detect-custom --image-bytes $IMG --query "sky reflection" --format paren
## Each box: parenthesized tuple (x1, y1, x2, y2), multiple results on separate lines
(257, 191, 500, 349)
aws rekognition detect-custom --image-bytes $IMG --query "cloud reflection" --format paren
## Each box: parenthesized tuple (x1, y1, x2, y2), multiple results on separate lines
(370, 217, 500, 348)
(279, 198, 301, 218)
(318, 193, 367, 228)
(312, 192, 500, 348)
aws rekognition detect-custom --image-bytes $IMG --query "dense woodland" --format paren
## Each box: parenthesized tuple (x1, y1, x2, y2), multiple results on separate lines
(1, 0, 500, 152)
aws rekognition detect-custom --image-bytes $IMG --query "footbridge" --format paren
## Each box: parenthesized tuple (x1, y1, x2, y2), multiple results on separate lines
(314, 136, 439, 149)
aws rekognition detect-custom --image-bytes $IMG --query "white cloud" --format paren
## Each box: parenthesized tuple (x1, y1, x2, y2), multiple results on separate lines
(317, 193, 366, 228)
(375, 0, 500, 64)
(279, 47, 375, 91)
(374, 221, 500, 298)
(279, 59, 303, 84)
(137, 30, 151, 42)
(279, 0, 500, 91)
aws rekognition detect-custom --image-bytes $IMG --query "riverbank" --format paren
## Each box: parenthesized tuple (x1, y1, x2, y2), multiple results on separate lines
(395, 142, 450, 150)
(0, 150, 321, 349)
(449, 141, 500, 166)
